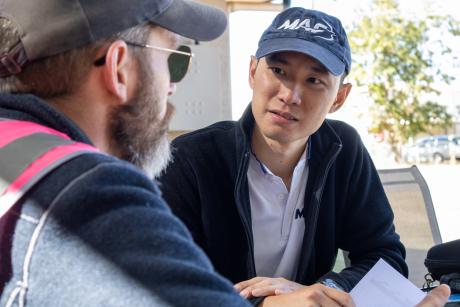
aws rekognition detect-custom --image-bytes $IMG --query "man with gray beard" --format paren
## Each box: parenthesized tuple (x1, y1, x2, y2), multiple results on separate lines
(0, 0, 251, 306)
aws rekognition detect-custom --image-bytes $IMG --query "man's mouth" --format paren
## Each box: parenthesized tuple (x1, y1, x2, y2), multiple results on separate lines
(269, 110, 298, 121)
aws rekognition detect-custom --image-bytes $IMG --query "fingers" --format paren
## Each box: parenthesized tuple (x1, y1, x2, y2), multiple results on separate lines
(274, 287, 293, 295)
(416, 285, 450, 307)
(252, 285, 282, 297)
(235, 277, 269, 298)
(434, 284, 451, 298)
(321, 286, 355, 307)
(261, 289, 342, 307)
(242, 278, 282, 298)
(234, 277, 264, 292)
(261, 284, 354, 307)
(235, 277, 303, 298)
(234, 277, 354, 307)
(305, 288, 343, 307)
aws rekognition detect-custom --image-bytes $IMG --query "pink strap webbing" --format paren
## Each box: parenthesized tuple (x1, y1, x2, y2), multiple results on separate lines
(0, 119, 99, 217)
(0, 119, 70, 148)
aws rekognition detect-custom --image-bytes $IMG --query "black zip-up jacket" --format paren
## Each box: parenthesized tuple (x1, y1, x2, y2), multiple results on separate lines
(159, 105, 408, 292)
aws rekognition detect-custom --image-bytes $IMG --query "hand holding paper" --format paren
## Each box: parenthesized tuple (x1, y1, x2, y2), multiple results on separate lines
(350, 259, 426, 307)
(416, 285, 450, 307)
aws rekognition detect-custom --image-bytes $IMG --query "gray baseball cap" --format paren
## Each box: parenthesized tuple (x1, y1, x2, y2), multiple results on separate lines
(0, 0, 227, 77)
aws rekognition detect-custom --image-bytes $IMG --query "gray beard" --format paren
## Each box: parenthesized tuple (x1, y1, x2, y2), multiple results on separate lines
(108, 50, 177, 180)
(109, 82, 174, 180)
(137, 132, 171, 179)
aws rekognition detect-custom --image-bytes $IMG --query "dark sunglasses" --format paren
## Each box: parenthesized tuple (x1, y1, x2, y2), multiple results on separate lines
(94, 42, 193, 83)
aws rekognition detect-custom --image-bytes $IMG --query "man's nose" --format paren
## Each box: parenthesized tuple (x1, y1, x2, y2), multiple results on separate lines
(168, 83, 177, 96)
(278, 82, 301, 105)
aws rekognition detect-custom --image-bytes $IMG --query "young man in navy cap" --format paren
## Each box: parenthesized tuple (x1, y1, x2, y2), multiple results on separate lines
(0, 0, 253, 306)
(159, 7, 408, 306)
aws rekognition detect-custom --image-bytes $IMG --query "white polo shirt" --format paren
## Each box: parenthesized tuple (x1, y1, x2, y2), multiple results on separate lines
(248, 149, 309, 280)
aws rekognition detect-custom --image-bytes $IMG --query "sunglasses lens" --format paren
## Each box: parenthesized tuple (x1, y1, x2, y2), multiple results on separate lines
(168, 45, 192, 82)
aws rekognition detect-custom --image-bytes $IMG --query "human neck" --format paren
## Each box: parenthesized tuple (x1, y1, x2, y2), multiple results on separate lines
(48, 91, 113, 155)
(251, 126, 307, 190)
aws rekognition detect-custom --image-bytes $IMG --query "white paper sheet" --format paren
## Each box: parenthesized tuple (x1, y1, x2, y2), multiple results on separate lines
(350, 258, 426, 307)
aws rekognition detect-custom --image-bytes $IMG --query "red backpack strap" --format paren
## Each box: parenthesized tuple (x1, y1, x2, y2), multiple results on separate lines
(0, 119, 100, 216)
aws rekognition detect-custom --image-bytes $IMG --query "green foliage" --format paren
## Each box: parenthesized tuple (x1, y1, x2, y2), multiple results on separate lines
(348, 0, 459, 158)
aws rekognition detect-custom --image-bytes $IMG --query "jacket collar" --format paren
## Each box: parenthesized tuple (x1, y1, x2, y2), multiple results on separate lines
(310, 120, 343, 161)
(0, 93, 92, 145)
(236, 103, 255, 157)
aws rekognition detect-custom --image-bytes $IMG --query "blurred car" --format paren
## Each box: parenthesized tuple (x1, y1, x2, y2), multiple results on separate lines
(402, 135, 460, 164)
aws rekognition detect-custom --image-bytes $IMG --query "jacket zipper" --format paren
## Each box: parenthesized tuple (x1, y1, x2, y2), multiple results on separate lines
(296, 143, 342, 282)
(234, 151, 256, 277)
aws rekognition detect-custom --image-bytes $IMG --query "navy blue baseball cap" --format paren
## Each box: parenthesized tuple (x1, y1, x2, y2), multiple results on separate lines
(255, 7, 351, 76)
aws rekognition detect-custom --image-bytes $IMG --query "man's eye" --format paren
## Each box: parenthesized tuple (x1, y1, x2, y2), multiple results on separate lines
(307, 77, 322, 84)
(269, 67, 285, 75)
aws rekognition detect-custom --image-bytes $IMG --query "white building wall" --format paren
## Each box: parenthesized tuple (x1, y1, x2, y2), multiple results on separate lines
(169, 0, 232, 131)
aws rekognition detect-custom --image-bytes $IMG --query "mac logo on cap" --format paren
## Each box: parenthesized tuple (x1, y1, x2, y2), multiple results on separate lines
(277, 18, 336, 41)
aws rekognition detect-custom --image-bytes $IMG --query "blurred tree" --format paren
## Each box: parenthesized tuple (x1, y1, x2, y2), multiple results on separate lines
(348, 0, 460, 160)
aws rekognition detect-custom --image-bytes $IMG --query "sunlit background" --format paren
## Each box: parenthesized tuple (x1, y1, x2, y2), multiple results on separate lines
(230, 0, 460, 121)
